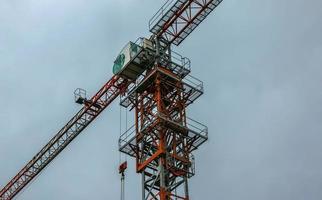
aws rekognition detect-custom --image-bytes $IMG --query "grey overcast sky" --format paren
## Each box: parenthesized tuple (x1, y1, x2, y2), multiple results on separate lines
(1, 0, 322, 199)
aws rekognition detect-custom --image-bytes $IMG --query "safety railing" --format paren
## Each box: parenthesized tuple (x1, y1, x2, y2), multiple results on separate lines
(118, 124, 136, 150)
(159, 50, 191, 78)
(74, 88, 87, 104)
(118, 116, 208, 155)
(183, 74, 204, 92)
(149, 0, 187, 34)
(169, 50, 191, 71)
(186, 117, 208, 138)
(149, 0, 176, 31)
(134, 37, 154, 50)
(133, 37, 191, 77)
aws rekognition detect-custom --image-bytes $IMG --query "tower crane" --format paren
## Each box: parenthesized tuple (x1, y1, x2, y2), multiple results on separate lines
(0, 0, 223, 199)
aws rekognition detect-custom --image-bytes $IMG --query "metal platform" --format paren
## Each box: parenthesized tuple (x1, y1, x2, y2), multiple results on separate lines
(74, 88, 87, 105)
(119, 116, 208, 157)
(149, 0, 187, 34)
(182, 74, 204, 105)
(120, 67, 203, 108)
(118, 124, 136, 157)
(159, 50, 191, 78)
(117, 37, 191, 81)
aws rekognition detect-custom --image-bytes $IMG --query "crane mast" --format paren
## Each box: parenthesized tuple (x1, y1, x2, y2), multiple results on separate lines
(0, 0, 223, 199)
(119, 1, 223, 199)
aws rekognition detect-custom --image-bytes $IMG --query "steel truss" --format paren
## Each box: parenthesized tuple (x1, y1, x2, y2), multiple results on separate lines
(119, 66, 208, 200)
(0, 76, 128, 200)
(149, 0, 223, 46)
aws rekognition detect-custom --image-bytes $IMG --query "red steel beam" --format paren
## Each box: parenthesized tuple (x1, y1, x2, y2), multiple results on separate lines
(0, 75, 128, 200)
(169, 0, 217, 44)
(155, 0, 223, 45)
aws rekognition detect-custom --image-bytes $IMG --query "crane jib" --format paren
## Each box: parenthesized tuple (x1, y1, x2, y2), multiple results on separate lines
(149, 0, 223, 46)
(0, 76, 128, 200)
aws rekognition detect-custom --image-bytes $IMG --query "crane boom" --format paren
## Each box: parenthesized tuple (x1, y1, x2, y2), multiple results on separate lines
(0, 75, 128, 200)
(149, 0, 223, 45)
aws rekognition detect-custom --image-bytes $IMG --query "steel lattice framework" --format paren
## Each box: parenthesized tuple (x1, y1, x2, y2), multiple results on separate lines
(119, 66, 208, 199)
(149, 0, 223, 46)
(0, 76, 128, 200)
(0, 0, 223, 199)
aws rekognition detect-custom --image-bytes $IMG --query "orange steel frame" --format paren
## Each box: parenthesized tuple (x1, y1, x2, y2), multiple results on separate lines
(149, 0, 223, 46)
(134, 66, 192, 200)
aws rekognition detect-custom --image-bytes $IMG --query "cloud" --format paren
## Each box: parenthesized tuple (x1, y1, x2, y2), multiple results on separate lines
(0, 0, 322, 199)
